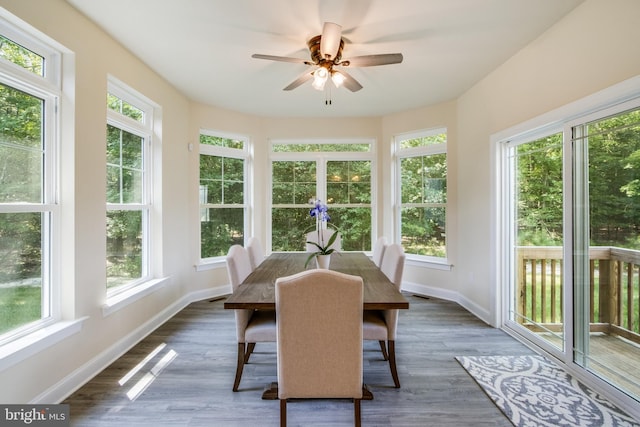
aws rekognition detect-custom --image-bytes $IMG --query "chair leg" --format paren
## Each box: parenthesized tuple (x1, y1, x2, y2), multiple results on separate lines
(244, 342, 256, 363)
(388, 340, 400, 388)
(378, 340, 389, 360)
(354, 398, 361, 427)
(280, 399, 287, 427)
(233, 343, 246, 392)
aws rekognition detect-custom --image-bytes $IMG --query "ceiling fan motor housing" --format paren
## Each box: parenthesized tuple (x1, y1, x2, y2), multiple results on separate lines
(308, 34, 344, 65)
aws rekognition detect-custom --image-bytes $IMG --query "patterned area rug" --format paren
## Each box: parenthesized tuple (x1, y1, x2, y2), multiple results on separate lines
(456, 355, 640, 427)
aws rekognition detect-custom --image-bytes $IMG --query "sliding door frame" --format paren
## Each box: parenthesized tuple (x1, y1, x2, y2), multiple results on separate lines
(492, 76, 640, 419)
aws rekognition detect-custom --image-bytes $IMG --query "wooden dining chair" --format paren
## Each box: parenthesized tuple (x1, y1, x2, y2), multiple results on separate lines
(371, 236, 387, 267)
(363, 243, 405, 388)
(226, 244, 276, 391)
(246, 236, 265, 271)
(275, 269, 365, 427)
(305, 229, 341, 252)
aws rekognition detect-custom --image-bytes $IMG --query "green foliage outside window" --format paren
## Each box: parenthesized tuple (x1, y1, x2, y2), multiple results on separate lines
(106, 124, 145, 287)
(107, 93, 143, 122)
(587, 109, 640, 248)
(0, 83, 43, 203)
(106, 125, 143, 204)
(271, 160, 316, 251)
(0, 37, 47, 334)
(400, 132, 446, 149)
(271, 158, 373, 252)
(272, 142, 370, 152)
(516, 109, 640, 249)
(272, 161, 316, 205)
(0, 35, 43, 76)
(106, 210, 142, 288)
(329, 207, 372, 251)
(105, 90, 148, 289)
(400, 147, 447, 257)
(199, 134, 246, 258)
(327, 161, 371, 204)
(0, 213, 42, 334)
(200, 134, 243, 149)
(271, 208, 309, 251)
(515, 133, 563, 246)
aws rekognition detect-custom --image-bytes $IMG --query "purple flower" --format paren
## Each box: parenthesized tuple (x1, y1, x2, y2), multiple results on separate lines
(309, 199, 329, 222)
(304, 198, 339, 267)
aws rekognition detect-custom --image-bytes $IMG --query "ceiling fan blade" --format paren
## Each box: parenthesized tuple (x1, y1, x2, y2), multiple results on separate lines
(342, 53, 403, 67)
(251, 54, 309, 64)
(320, 22, 342, 60)
(283, 70, 314, 91)
(338, 69, 363, 92)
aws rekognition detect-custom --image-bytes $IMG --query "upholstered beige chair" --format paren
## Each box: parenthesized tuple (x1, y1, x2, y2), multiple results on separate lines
(276, 269, 364, 427)
(363, 243, 405, 388)
(226, 244, 276, 391)
(305, 229, 341, 252)
(371, 236, 387, 267)
(246, 236, 265, 271)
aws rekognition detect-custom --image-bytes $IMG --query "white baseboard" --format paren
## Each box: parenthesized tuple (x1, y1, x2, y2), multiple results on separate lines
(402, 281, 492, 326)
(33, 284, 230, 404)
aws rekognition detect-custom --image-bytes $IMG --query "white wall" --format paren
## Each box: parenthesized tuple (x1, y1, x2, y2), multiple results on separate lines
(0, 0, 639, 405)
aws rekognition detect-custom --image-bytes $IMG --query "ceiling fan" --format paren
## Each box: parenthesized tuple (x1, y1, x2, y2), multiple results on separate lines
(251, 22, 403, 92)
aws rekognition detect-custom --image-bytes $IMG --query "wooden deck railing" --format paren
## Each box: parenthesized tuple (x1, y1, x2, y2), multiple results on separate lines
(517, 246, 640, 344)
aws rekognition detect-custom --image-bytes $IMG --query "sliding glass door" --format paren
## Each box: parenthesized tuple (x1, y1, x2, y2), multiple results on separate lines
(505, 132, 565, 353)
(502, 102, 640, 404)
(572, 108, 640, 399)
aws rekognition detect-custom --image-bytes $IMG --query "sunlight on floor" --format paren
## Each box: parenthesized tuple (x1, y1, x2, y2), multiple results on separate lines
(117, 342, 178, 401)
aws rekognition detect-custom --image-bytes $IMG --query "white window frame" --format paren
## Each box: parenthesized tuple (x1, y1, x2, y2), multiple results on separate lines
(395, 128, 450, 268)
(105, 78, 155, 297)
(198, 129, 251, 266)
(268, 138, 376, 253)
(0, 17, 61, 345)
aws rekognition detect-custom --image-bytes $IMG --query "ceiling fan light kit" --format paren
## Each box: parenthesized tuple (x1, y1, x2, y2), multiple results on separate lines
(252, 21, 403, 95)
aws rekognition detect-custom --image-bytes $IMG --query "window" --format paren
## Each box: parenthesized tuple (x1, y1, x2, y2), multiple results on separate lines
(396, 129, 447, 259)
(270, 140, 374, 252)
(199, 132, 248, 260)
(106, 80, 154, 292)
(0, 21, 60, 340)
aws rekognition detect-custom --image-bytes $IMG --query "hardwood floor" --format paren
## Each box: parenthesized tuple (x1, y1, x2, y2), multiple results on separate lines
(64, 294, 535, 426)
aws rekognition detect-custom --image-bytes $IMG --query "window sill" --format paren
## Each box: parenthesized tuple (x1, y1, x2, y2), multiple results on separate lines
(102, 277, 168, 317)
(0, 317, 87, 373)
(194, 258, 226, 272)
(406, 256, 453, 271)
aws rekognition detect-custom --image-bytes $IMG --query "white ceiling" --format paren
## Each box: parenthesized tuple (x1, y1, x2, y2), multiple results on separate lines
(65, 0, 583, 118)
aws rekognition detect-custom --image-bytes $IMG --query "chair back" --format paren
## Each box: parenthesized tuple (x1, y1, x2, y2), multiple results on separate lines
(226, 244, 256, 342)
(378, 243, 405, 341)
(226, 245, 253, 291)
(276, 269, 363, 399)
(380, 243, 405, 290)
(246, 237, 265, 271)
(305, 229, 341, 252)
(372, 236, 387, 267)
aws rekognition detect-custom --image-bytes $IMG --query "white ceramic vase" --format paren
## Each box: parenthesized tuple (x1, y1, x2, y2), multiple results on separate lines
(315, 254, 331, 269)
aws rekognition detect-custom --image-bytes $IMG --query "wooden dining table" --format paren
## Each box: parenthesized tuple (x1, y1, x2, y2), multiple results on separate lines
(224, 251, 409, 399)
(223, 252, 410, 311)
